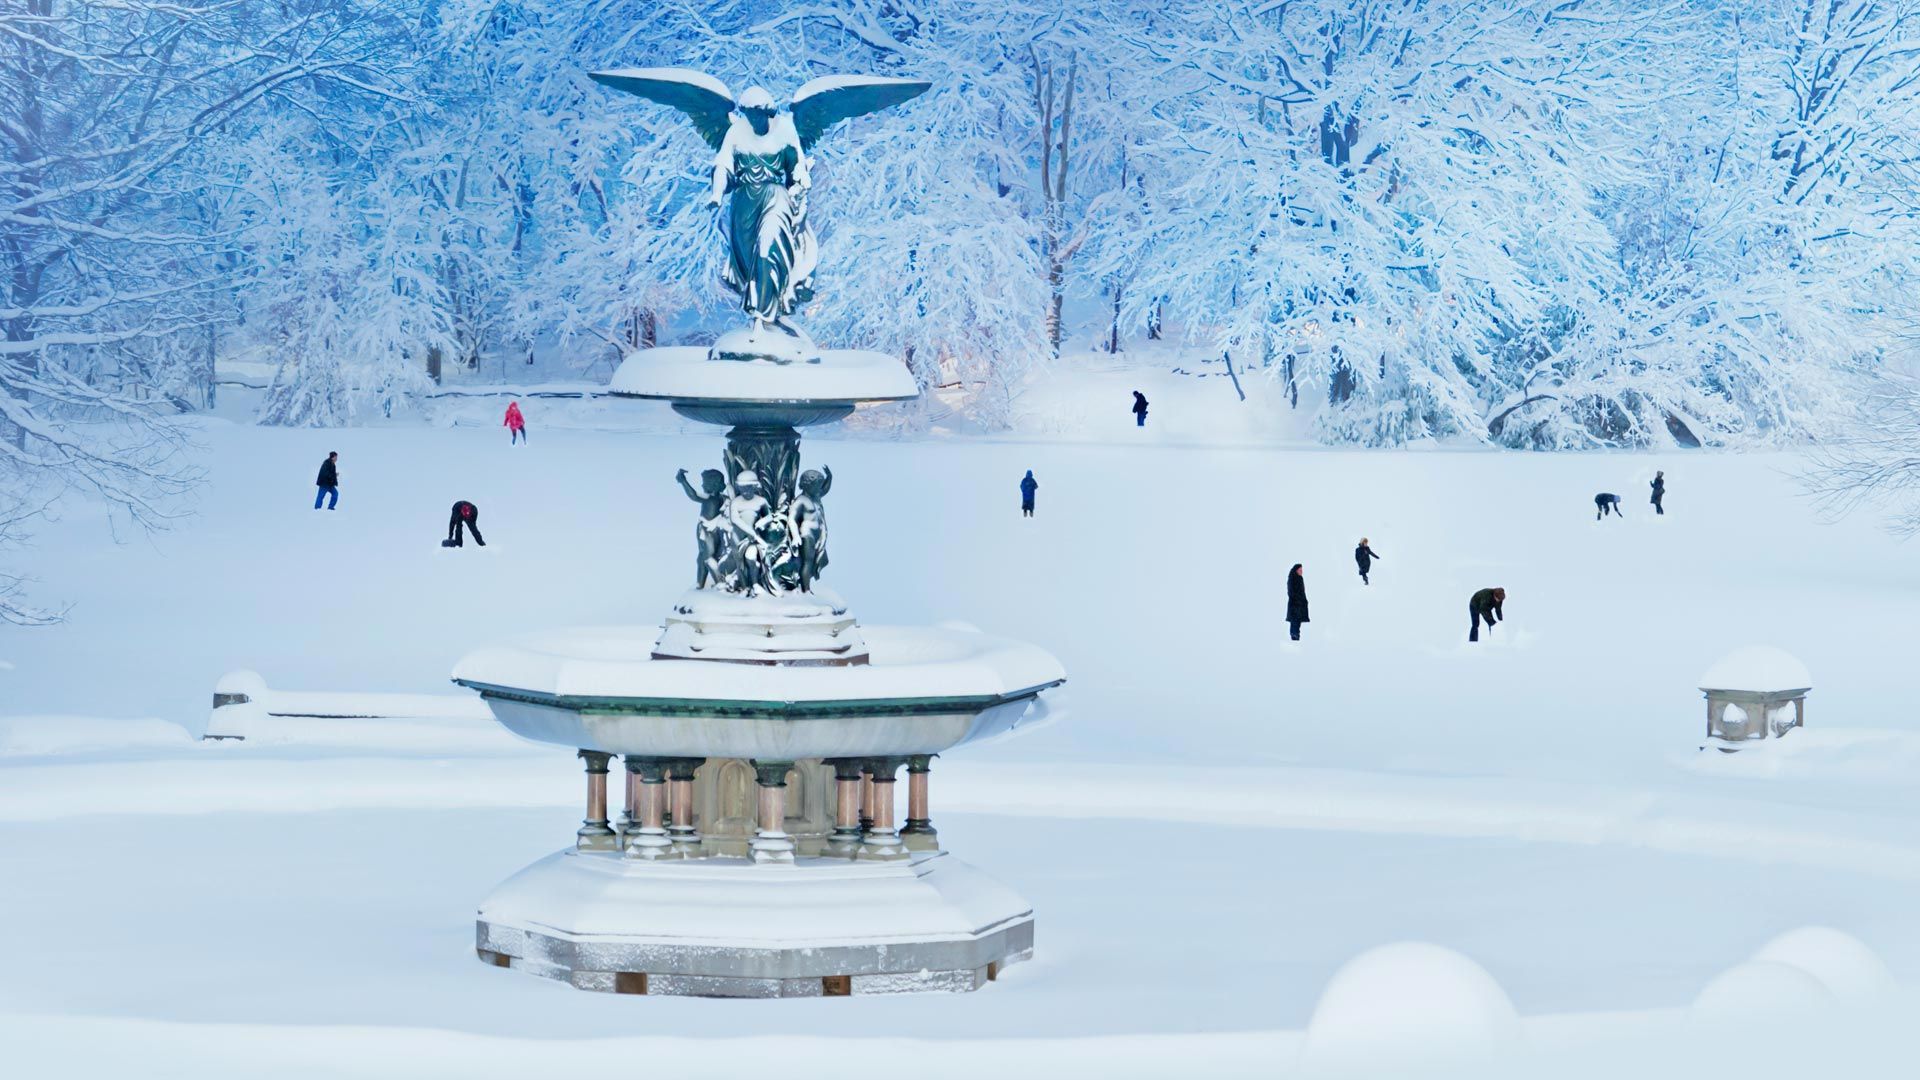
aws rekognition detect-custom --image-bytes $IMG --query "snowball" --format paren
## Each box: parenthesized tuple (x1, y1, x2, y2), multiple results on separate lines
(1692, 960, 1831, 1020)
(1699, 646, 1811, 693)
(1301, 943, 1519, 1071)
(1751, 927, 1896, 1000)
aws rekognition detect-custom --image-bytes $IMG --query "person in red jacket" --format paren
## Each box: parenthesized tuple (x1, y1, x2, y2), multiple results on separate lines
(504, 400, 527, 444)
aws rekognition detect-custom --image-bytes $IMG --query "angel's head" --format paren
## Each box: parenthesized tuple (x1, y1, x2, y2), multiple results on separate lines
(736, 86, 777, 133)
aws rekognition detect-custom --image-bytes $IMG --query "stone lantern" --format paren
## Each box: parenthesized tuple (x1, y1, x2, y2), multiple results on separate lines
(1700, 647, 1810, 752)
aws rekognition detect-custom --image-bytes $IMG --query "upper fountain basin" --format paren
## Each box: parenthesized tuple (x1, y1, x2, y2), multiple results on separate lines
(451, 624, 1065, 759)
(609, 345, 919, 427)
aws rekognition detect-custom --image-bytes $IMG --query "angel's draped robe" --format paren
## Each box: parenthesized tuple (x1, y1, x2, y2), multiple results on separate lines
(719, 143, 814, 321)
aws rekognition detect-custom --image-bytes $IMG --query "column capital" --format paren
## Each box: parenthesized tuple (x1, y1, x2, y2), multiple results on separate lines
(864, 756, 906, 781)
(577, 749, 612, 774)
(623, 756, 672, 783)
(669, 757, 706, 781)
(906, 754, 937, 774)
(828, 757, 867, 782)
(750, 759, 795, 787)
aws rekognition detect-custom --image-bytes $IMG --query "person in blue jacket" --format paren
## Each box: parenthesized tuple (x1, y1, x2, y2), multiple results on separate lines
(1019, 470, 1038, 517)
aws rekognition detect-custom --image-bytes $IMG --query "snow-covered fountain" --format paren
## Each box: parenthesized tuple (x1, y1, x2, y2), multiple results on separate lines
(448, 68, 1064, 997)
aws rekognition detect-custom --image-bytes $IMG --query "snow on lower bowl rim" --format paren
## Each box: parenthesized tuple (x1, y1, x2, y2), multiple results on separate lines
(450, 624, 1066, 703)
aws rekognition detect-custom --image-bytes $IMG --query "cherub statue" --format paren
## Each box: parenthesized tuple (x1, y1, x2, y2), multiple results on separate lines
(675, 467, 729, 589)
(725, 468, 775, 595)
(788, 466, 832, 591)
(589, 68, 929, 335)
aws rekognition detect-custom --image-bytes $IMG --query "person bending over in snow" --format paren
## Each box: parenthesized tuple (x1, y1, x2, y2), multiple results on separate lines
(1131, 390, 1149, 428)
(1650, 471, 1665, 515)
(313, 451, 340, 510)
(1354, 538, 1381, 584)
(1286, 564, 1310, 642)
(444, 500, 485, 547)
(505, 400, 527, 444)
(1020, 470, 1038, 517)
(1468, 587, 1505, 642)
(1594, 492, 1623, 520)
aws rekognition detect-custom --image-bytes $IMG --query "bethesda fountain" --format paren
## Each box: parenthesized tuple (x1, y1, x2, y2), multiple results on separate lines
(449, 67, 1065, 997)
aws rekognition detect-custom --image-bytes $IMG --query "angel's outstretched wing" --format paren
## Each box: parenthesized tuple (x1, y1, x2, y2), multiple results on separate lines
(789, 75, 931, 150)
(590, 67, 735, 150)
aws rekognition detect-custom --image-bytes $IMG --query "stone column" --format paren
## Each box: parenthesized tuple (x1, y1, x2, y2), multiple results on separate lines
(668, 758, 705, 857)
(749, 760, 797, 865)
(859, 768, 875, 833)
(900, 754, 939, 851)
(576, 750, 618, 851)
(826, 758, 865, 857)
(618, 761, 641, 845)
(857, 757, 909, 861)
(624, 758, 675, 860)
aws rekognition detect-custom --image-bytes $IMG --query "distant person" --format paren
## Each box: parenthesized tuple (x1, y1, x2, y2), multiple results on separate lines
(1469, 587, 1506, 642)
(1019, 470, 1038, 517)
(444, 500, 485, 547)
(1354, 538, 1381, 585)
(1286, 563, 1309, 642)
(1131, 390, 1149, 428)
(1594, 492, 1623, 520)
(505, 400, 527, 444)
(313, 451, 339, 510)
(1650, 471, 1665, 515)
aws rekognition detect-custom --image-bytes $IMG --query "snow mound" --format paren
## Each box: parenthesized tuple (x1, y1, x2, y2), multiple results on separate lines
(1700, 646, 1811, 692)
(0, 716, 191, 757)
(1301, 943, 1519, 1072)
(1693, 960, 1831, 1020)
(1751, 927, 1896, 1000)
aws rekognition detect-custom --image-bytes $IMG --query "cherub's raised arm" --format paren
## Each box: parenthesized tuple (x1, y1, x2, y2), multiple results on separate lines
(820, 465, 833, 496)
(675, 468, 701, 502)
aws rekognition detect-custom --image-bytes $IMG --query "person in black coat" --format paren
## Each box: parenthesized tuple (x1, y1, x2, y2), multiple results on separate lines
(1469, 587, 1505, 642)
(1594, 492, 1623, 520)
(1286, 563, 1309, 641)
(444, 500, 485, 547)
(1131, 391, 1149, 427)
(313, 452, 339, 510)
(1354, 538, 1381, 584)
(1019, 470, 1038, 517)
(1650, 471, 1665, 515)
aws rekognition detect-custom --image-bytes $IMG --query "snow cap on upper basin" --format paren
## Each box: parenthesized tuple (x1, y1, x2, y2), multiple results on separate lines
(451, 624, 1064, 703)
(1700, 646, 1812, 693)
(608, 346, 918, 404)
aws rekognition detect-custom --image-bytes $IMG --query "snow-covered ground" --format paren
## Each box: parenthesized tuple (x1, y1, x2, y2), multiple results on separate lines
(4, 402, 1920, 1077)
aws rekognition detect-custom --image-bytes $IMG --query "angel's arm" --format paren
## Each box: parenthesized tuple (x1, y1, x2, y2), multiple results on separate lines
(820, 465, 832, 496)
(675, 469, 701, 502)
(708, 125, 736, 206)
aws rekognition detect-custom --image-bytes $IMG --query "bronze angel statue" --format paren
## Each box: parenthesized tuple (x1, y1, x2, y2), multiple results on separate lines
(589, 68, 930, 355)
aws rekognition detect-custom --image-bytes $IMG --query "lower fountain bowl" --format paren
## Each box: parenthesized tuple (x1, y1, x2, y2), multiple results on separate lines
(475, 849, 1033, 997)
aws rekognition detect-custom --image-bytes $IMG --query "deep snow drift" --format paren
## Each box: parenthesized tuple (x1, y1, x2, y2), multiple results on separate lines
(3, 410, 1920, 1077)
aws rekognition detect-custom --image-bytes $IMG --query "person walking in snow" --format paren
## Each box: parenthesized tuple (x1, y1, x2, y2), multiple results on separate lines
(1594, 492, 1623, 520)
(313, 451, 340, 510)
(1650, 471, 1665, 515)
(504, 400, 527, 445)
(444, 500, 485, 547)
(1131, 390, 1149, 428)
(1286, 563, 1310, 642)
(1469, 587, 1506, 642)
(1354, 538, 1381, 585)
(1019, 470, 1038, 517)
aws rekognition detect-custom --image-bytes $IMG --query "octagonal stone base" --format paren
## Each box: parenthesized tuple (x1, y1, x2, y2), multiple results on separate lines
(474, 848, 1033, 997)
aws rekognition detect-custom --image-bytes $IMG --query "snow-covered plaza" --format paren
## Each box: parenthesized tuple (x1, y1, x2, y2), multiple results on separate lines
(4, 415, 1920, 1076)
